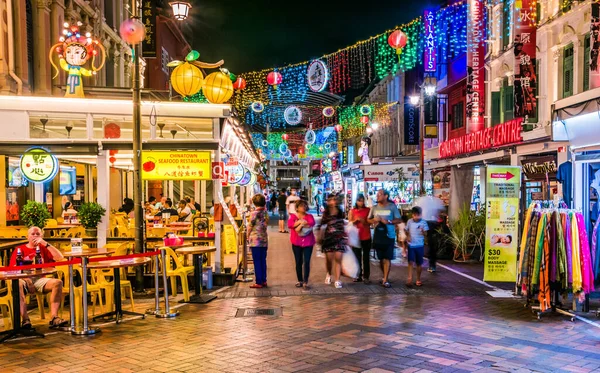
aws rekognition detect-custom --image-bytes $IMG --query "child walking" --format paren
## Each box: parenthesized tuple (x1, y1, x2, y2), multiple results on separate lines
(406, 206, 428, 287)
(248, 194, 269, 288)
(397, 215, 408, 259)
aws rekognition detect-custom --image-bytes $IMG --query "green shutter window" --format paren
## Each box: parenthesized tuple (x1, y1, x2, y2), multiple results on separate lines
(536, 1, 542, 22)
(563, 44, 574, 98)
(492, 91, 501, 125)
(584, 35, 591, 92)
(501, 78, 513, 122)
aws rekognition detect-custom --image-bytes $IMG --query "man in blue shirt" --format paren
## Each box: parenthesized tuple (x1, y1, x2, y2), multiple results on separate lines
(406, 206, 429, 287)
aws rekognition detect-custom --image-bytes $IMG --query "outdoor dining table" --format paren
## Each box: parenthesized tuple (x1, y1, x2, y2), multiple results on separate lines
(175, 245, 217, 304)
(90, 257, 150, 324)
(62, 247, 115, 335)
(0, 268, 56, 343)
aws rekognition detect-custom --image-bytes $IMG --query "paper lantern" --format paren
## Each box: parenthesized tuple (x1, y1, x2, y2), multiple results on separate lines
(282, 133, 289, 141)
(388, 30, 408, 55)
(233, 77, 246, 91)
(267, 71, 283, 89)
(109, 156, 117, 164)
(361, 116, 370, 124)
(109, 149, 118, 156)
(170, 62, 204, 97)
(334, 124, 342, 132)
(119, 18, 146, 45)
(202, 71, 234, 104)
(104, 123, 121, 139)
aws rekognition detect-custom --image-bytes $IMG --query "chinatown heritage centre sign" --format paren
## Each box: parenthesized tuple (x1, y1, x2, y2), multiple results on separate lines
(484, 165, 521, 282)
(20, 147, 59, 183)
(141, 151, 211, 180)
(438, 118, 523, 158)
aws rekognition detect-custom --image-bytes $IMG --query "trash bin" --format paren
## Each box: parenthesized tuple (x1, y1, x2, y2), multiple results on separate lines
(202, 267, 213, 290)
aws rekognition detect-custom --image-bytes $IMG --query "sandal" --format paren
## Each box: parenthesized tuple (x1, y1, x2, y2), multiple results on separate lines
(21, 319, 32, 329)
(382, 282, 391, 288)
(249, 284, 263, 289)
(415, 281, 423, 287)
(406, 279, 413, 287)
(295, 282, 303, 288)
(49, 316, 68, 329)
(302, 283, 310, 290)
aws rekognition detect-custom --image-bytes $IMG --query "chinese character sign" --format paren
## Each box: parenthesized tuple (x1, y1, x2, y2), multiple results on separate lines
(142, 0, 157, 58)
(484, 165, 521, 282)
(514, 0, 537, 118)
(590, 3, 600, 89)
(424, 10, 437, 72)
(20, 148, 59, 183)
(466, 0, 486, 133)
(141, 151, 211, 180)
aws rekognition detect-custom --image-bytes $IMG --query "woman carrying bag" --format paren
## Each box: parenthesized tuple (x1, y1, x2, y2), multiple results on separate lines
(288, 200, 315, 290)
(348, 194, 372, 283)
(318, 194, 348, 289)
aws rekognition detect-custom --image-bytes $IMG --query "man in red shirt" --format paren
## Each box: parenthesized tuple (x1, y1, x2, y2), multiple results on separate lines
(9, 226, 67, 329)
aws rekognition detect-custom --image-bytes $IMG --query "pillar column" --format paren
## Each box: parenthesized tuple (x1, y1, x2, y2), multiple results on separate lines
(97, 151, 110, 247)
(200, 180, 206, 212)
(33, 0, 53, 95)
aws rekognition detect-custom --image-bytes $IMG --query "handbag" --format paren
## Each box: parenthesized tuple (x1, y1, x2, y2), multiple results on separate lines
(341, 245, 360, 278)
(346, 223, 361, 248)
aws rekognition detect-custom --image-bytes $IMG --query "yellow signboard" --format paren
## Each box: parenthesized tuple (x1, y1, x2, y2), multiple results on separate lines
(141, 151, 211, 180)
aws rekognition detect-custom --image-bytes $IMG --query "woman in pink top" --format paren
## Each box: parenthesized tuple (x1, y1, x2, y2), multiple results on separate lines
(288, 200, 315, 290)
(349, 194, 372, 283)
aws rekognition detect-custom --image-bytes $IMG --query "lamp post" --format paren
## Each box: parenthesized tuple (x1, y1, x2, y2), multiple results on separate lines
(410, 76, 436, 196)
(170, 1, 191, 20)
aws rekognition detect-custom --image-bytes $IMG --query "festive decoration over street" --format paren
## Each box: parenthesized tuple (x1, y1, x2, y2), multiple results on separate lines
(119, 18, 146, 44)
(104, 123, 121, 139)
(307, 60, 329, 92)
(251, 101, 265, 112)
(233, 77, 247, 91)
(203, 70, 234, 104)
(284, 106, 303, 125)
(267, 71, 283, 89)
(167, 50, 225, 98)
(323, 106, 335, 117)
(359, 105, 372, 116)
(388, 29, 408, 59)
(50, 22, 106, 98)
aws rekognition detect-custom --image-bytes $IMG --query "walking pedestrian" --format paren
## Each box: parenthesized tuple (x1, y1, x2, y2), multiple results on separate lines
(277, 188, 288, 233)
(248, 194, 269, 289)
(270, 190, 278, 215)
(406, 206, 429, 287)
(368, 189, 402, 288)
(318, 194, 347, 289)
(348, 194, 372, 283)
(415, 195, 444, 273)
(288, 200, 315, 290)
(314, 190, 323, 216)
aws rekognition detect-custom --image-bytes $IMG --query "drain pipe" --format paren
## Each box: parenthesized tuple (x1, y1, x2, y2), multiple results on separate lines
(6, 0, 23, 95)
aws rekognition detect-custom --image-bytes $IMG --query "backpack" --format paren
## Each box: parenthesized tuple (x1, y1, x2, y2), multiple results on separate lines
(373, 222, 390, 247)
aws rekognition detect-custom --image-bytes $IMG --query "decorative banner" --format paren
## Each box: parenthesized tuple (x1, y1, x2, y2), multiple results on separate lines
(513, 0, 537, 118)
(590, 3, 600, 89)
(284, 106, 302, 125)
(423, 10, 437, 72)
(466, 0, 485, 133)
(484, 165, 521, 282)
(141, 151, 211, 180)
(521, 155, 557, 180)
(424, 94, 438, 124)
(20, 148, 59, 183)
(227, 164, 245, 184)
(307, 60, 329, 92)
(251, 101, 265, 113)
(142, 0, 157, 58)
(404, 101, 420, 145)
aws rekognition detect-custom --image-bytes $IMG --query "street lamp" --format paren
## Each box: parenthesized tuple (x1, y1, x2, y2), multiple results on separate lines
(409, 95, 420, 106)
(170, 1, 191, 20)
(370, 122, 379, 131)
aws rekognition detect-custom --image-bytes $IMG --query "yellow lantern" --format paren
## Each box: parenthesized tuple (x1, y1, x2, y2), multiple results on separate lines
(167, 50, 225, 98)
(202, 71, 234, 104)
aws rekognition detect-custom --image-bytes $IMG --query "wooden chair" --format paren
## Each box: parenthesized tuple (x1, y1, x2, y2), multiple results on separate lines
(0, 228, 22, 238)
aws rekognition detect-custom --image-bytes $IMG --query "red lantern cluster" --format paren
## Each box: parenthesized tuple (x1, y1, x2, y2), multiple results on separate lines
(267, 71, 283, 89)
(233, 77, 246, 91)
(388, 30, 408, 55)
(360, 116, 370, 125)
(104, 123, 121, 139)
(109, 149, 118, 165)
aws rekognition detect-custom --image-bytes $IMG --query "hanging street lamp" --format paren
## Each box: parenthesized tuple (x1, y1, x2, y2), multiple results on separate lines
(170, 1, 192, 21)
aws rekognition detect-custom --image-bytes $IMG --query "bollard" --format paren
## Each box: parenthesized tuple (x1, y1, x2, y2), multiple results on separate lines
(146, 254, 161, 315)
(156, 248, 179, 318)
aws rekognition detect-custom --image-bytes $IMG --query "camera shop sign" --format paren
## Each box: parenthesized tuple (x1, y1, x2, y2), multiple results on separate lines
(439, 118, 523, 158)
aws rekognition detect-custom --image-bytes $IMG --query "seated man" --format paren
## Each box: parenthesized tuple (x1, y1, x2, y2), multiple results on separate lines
(9, 226, 67, 329)
(154, 200, 178, 218)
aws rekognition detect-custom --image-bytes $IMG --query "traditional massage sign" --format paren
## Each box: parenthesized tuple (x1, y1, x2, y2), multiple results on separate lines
(484, 165, 521, 282)
(466, 0, 485, 133)
(141, 151, 211, 180)
(438, 118, 523, 158)
(20, 148, 59, 183)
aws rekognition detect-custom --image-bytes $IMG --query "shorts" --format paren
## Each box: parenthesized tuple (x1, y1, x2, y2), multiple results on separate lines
(408, 246, 424, 266)
(374, 238, 395, 260)
(278, 210, 287, 221)
(20, 277, 52, 294)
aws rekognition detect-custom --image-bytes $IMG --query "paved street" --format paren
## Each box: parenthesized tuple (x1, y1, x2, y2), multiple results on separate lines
(2, 223, 600, 372)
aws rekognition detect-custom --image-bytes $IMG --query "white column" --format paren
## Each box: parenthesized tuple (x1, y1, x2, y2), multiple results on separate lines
(179, 180, 184, 201)
(86, 114, 94, 139)
(86, 164, 94, 202)
(34, 183, 44, 203)
(97, 151, 110, 248)
(200, 180, 206, 212)
(168, 181, 174, 201)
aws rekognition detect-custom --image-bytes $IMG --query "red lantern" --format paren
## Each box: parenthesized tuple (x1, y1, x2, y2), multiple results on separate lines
(109, 156, 117, 164)
(267, 71, 283, 89)
(282, 133, 289, 141)
(388, 30, 408, 55)
(109, 149, 118, 156)
(104, 123, 121, 139)
(360, 116, 369, 124)
(334, 124, 343, 132)
(233, 77, 246, 91)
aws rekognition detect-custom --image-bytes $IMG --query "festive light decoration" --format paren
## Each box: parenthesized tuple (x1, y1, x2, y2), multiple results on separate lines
(233, 76, 247, 91)
(282, 133, 289, 141)
(334, 124, 343, 132)
(388, 29, 408, 60)
(307, 59, 329, 92)
(251, 101, 265, 112)
(183, 91, 209, 103)
(305, 129, 316, 144)
(119, 18, 146, 44)
(50, 22, 106, 98)
(359, 105, 372, 116)
(267, 71, 283, 89)
(203, 70, 234, 104)
(167, 50, 225, 98)
(284, 106, 303, 125)
(104, 123, 121, 139)
(323, 106, 335, 117)
(360, 116, 370, 124)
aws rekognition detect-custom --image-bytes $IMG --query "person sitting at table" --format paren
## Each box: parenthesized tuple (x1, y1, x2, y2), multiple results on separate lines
(177, 199, 193, 222)
(155, 196, 166, 210)
(148, 196, 157, 210)
(189, 196, 201, 213)
(61, 202, 77, 219)
(155, 200, 178, 219)
(9, 226, 67, 329)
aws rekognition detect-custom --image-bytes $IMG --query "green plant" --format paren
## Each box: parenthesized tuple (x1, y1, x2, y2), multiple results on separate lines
(78, 202, 107, 229)
(445, 205, 485, 262)
(20, 200, 51, 228)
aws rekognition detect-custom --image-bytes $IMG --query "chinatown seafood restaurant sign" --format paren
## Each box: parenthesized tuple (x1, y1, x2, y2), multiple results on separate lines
(141, 151, 211, 180)
(439, 118, 523, 158)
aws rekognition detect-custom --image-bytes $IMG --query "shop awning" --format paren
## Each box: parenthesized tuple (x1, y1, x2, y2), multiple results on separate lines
(552, 87, 600, 149)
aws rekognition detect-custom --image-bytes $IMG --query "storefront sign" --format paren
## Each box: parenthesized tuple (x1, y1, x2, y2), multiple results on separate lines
(514, 0, 537, 118)
(212, 161, 224, 180)
(466, 0, 485, 133)
(424, 94, 437, 125)
(20, 148, 59, 183)
(141, 151, 211, 180)
(331, 171, 343, 191)
(590, 4, 600, 89)
(424, 10, 437, 72)
(484, 165, 521, 282)
(432, 168, 451, 206)
(521, 155, 557, 180)
(438, 118, 523, 158)
(361, 164, 419, 182)
(142, 0, 157, 58)
(404, 101, 419, 145)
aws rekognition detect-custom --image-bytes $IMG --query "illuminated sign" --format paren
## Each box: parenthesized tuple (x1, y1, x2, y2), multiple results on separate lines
(141, 151, 211, 180)
(424, 10, 437, 72)
(439, 118, 523, 158)
(466, 0, 486, 133)
(307, 60, 329, 92)
(20, 148, 59, 183)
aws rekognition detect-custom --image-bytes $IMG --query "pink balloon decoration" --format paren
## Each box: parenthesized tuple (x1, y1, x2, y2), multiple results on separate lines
(119, 18, 146, 45)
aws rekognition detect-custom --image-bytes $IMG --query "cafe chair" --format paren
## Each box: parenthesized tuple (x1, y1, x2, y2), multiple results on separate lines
(159, 247, 194, 301)
(0, 260, 12, 329)
(62, 226, 85, 238)
(57, 217, 64, 224)
(93, 243, 135, 311)
(0, 228, 22, 239)
(74, 266, 105, 324)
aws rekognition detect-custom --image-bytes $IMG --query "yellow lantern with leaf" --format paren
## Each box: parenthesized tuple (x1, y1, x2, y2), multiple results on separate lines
(168, 50, 224, 97)
(203, 69, 234, 104)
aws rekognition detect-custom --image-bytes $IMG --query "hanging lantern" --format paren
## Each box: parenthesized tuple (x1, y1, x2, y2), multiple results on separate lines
(388, 30, 408, 61)
(322, 106, 335, 117)
(109, 156, 117, 164)
(109, 149, 118, 156)
(360, 116, 370, 124)
(202, 71, 234, 104)
(267, 71, 283, 89)
(282, 133, 289, 141)
(334, 124, 343, 132)
(168, 51, 204, 97)
(170, 1, 191, 21)
(104, 123, 121, 139)
(119, 18, 146, 45)
(233, 77, 246, 91)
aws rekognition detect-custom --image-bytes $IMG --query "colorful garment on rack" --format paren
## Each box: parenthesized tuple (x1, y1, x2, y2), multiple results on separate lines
(564, 213, 572, 284)
(538, 225, 551, 312)
(576, 213, 595, 294)
(520, 211, 540, 294)
(571, 212, 582, 293)
(532, 213, 547, 286)
(555, 212, 567, 290)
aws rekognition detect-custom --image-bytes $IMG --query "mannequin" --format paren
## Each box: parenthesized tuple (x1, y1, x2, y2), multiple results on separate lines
(357, 136, 372, 165)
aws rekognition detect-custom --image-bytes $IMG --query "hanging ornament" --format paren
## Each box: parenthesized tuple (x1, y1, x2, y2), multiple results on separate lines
(109, 156, 117, 164)
(307, 59, 329, 92)
(388, 29, 408, 62)
(109, 149, 118, 156)
(267, 71, 283, 89)
(322, 106, 335, 117)
(261, 139, 269, 147)
(279, 143, 288, 154)
(167, 50, 224, 97)
(119, 18, 146, 45)
(233, 76, 246, 91)
(324, 143, 331, 150)
(284, 149, 292, 158)
(305, 143, 311, 149)
(281, 133, 289, 141)
(359, 105, 372, 116)
(305, 129, 316, 144)
(360, 116, 370, 124)
(334, 124, 343, 132)
(202, 70, 234, 104)
(251, 101, 265, 113)
(104, 123, 121, 139)
(284, 105, 302, 125)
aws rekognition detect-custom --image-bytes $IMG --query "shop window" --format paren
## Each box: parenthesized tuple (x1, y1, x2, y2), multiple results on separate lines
(584, 35, 591, 92)
(451, 102, 464, 130)
(563, 44, 574, 98)
(491, 91, 501, 126)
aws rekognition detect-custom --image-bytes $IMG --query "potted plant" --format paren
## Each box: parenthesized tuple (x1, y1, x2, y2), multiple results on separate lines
(20, 200, 51, 229)
(445, 205, 485, 262)
(78, 202, 107, 237)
